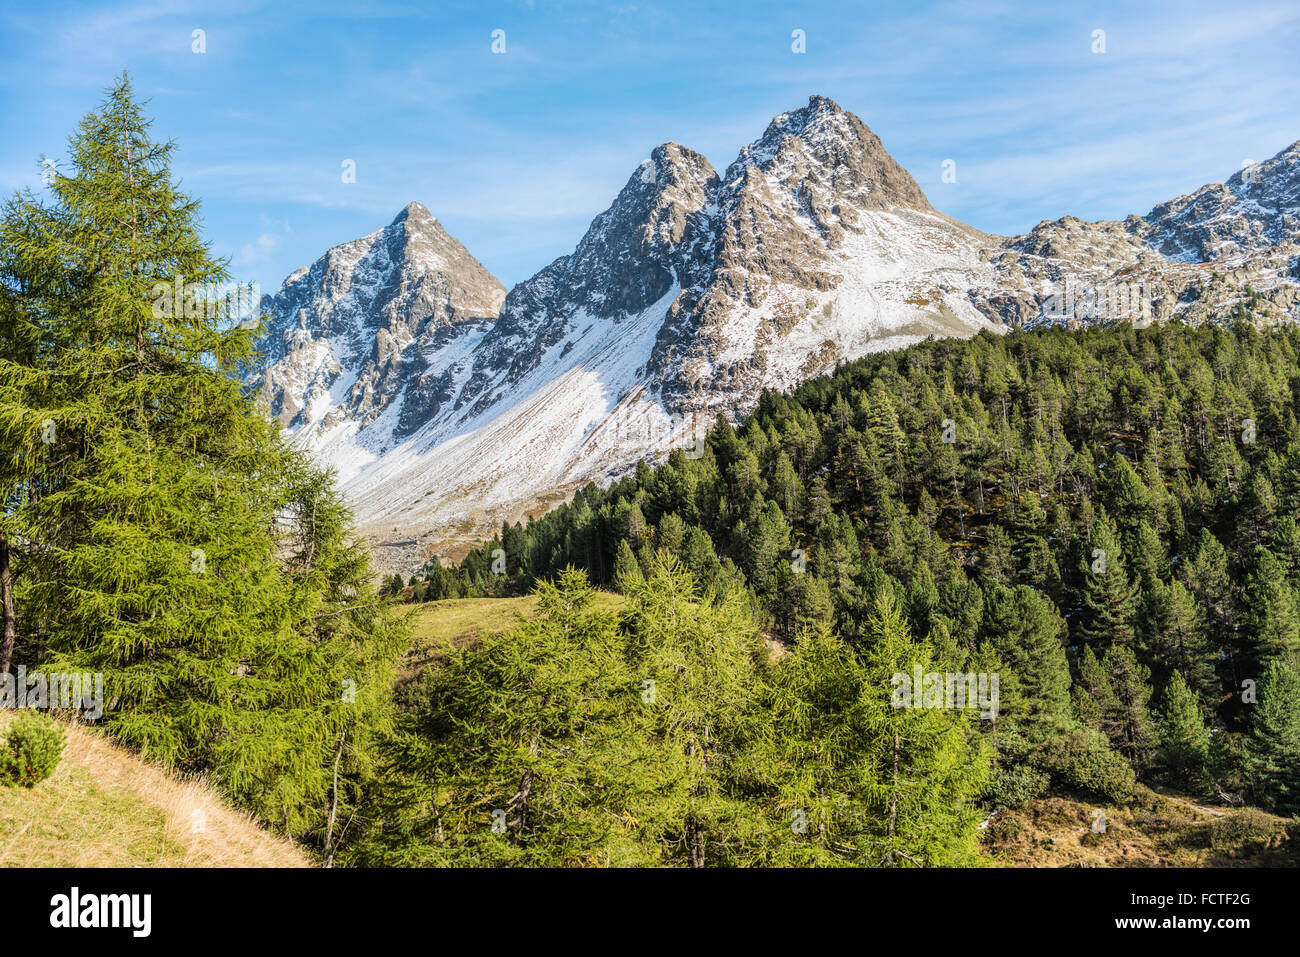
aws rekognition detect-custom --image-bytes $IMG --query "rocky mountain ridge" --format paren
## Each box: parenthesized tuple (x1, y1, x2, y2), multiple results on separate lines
(252, 96, 1300, 568)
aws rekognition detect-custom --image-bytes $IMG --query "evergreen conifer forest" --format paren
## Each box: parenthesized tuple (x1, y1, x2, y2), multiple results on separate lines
(389, 317, 1300, 862)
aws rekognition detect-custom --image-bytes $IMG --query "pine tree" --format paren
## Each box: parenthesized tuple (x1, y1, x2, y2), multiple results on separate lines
(981, 583, 1073, 743)
(1146, 581, 1217, 702)
(0, 75, 403, 842)
(623, 552, 766, 867)
(1243, 548, 1300, 665)
(857, 593, 991, 866)
(1127, 520, 1169, 647)
(1073, 644, 1117, 734)
(1077, 514, 1139, 649)
(1106, 455, 1155, 537)
(1010, 493, 1060, 594)
(355, 569, 650, 866)
(979, 526, 1014, 585)
(1157, 671, 1210, 790)
(625, 500, 648, 549)
(772, 564, 833, 641)
(744, 500, 792, 594)
(1243, 656, 1300, 814)
(1181, 528, 1240, 695)
(680, 525, 722, 586)
(1102, 645, 1157, 769)
(864, 382, 906, 482)
(612, 538, 643, 592)
(769, 450, 802, 516)
(747, 627, 874, 866)
(656, 512, 687, 555)
(1273, 514, 1300, 575)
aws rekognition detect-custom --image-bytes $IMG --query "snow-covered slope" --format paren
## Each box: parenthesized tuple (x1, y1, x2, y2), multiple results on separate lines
(254, 202, 506, 484)
(253, 96, 1300, 568)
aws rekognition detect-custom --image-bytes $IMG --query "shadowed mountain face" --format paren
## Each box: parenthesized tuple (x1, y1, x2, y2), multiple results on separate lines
(252, 96, 1300, 568)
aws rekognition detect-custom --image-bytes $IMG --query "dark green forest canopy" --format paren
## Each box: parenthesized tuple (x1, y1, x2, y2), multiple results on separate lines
(420, 321, 1300, 816)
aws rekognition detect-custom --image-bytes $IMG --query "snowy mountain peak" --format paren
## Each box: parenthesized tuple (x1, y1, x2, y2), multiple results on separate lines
(253, 206, 505, 447)
(723, 95, 932, 214)
(737, 94, 847, 169)
(428, 147, 720, 426)
(479, 144, 717, 347)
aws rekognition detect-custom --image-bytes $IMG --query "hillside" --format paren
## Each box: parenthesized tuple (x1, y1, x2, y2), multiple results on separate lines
(399, 591, 625, 679)
(383, 590, 1300, 867)
(401, 320, 1300, 865)
(984, 791, 1299, 867)
(252, 96, 1300, 567)
(0, 713, 312, 868)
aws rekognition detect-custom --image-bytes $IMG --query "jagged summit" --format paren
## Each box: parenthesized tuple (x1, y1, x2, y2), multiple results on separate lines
(254, 204, 505, 446)
(724, 95, 933, 214)
(396, 199, 434, 221)
(726, 94, 847, 176)
(630, 143, 719, 247)
(450, 143, 720, 407)
(555, 140, 717, 317)
(391, 200, 444, 240)
(1227, 140, 1300, 190)
(1143, 140, 1300, 261)
(251, 100, 1300, 570)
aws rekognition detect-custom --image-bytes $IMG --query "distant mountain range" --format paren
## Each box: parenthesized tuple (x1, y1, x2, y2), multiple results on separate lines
(251, 95, 1300, 569)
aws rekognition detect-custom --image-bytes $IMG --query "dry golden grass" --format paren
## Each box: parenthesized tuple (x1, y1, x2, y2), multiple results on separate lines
(981, 789, 1298, 867)
(0, 711, 312, 868)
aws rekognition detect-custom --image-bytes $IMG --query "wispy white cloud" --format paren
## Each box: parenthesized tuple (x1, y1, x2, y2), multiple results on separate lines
(233, 230, 279, 267)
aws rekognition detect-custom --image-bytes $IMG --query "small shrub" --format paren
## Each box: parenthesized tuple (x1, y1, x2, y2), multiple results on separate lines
(1209, 808, 1286, 855)
(1080, 829, 1111, 847)
(985, 765, 1050, 810)
(1036, 729, 1137, 805)
(983, 814, 1026, 844)
(0, 712, 66, 787)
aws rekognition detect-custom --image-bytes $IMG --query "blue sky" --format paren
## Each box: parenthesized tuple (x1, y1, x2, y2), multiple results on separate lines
(2, 0, 1297, 294)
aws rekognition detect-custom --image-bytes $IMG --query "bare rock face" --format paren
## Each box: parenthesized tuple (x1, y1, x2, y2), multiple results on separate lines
(974, 140, 1300, 330)
(251, 98, 1300, 570)
(1145, 142, 1300, 261)
(650, 95, 987, 412)
(255, 201, 505, 448)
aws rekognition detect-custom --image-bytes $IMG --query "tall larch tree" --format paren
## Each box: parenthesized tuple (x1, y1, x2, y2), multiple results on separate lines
(0, 75, 402, 842)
